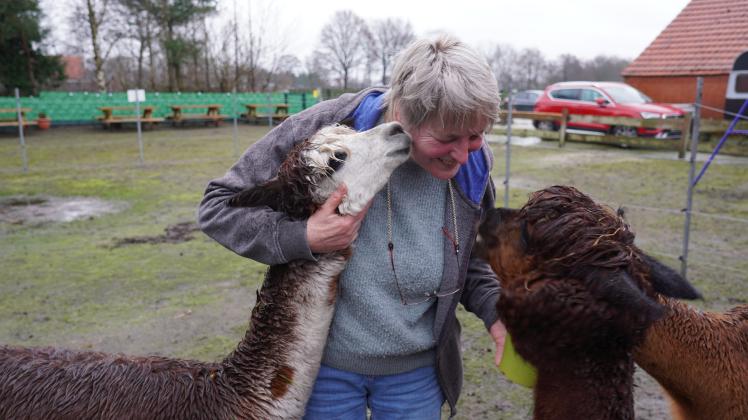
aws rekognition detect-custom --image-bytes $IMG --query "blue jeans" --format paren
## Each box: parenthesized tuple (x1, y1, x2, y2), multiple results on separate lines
(303, 364, 444, 420)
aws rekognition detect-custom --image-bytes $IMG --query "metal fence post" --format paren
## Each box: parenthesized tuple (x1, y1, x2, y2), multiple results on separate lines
(504, 92, 513, 208)
(680, 77, 703, 278)
(678, 112, 692, 159)
(265, 93, 272, 127)
(14, 88, 29, 173)
(559, 109, 568, 148)
(232, 88, 239, 158)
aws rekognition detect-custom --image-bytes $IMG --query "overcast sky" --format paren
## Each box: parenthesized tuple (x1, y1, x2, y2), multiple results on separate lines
(46, 0, 692, 63)
(276, 0, 691, 61)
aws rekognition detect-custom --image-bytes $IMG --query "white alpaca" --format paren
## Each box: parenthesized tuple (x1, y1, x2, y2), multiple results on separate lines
(0, 122, 411, 420)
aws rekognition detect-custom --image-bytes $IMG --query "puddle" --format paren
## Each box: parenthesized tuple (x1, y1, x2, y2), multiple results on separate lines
(0, 196, 128, 225)
(486, 134, 542, 146)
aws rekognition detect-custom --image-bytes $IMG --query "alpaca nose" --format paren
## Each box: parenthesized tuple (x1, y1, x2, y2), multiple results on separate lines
(386, 123, 405, 137)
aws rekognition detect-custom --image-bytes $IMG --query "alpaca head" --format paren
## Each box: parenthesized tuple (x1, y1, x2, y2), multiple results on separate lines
(228, 122, 411, 218)
(473, 185, 700, 364)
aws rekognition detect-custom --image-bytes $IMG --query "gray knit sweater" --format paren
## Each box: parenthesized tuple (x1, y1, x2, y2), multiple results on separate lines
(323, 160, 447, 375)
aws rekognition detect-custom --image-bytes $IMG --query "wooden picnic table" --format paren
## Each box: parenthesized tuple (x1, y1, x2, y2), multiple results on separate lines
(0, 107, 37, 128)
(244, 103, 289, 124)
(97, 105, 164, 129)
(168, 104, 228, 126)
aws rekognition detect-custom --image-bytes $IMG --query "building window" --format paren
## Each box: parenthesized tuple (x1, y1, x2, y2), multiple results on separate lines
(736, 74, 748, 93)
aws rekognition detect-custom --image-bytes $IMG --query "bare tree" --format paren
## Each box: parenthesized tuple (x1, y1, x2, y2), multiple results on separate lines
(370, 18, 414, 85)
(317, 10, 371, 89)
(211, 19, 234, 92)
(543, 54, 630, 86)
(267, 53, 301, 89)
(585, 55, 630, 82)
(516, 48, 546, 90)
(118, 0, 157, 89)
(556, 54, 584, 83)
(144, 0, 215, 92)
(68, 0, 125, 92)
(488, 44, 520, 92)
(201, 17, 212, 90)
(302, 53, 332, 89)
(238, 0, 292, 92)
(183, 19, 208, 90)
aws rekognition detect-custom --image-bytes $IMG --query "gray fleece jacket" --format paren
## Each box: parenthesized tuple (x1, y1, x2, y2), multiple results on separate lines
(198, 87, 500, 418)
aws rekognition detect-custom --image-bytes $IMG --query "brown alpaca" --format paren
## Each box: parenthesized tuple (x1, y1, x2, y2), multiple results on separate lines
(0, 123, 411, 420)
(473, 185, 701, 420)
(631, 257, 748, 420)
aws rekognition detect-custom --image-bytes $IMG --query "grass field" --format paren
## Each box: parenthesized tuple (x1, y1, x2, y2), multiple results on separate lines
(1, 124, 746, 419)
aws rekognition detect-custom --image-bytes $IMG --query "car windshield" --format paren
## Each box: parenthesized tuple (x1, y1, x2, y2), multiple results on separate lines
(603, 85, 652, 104)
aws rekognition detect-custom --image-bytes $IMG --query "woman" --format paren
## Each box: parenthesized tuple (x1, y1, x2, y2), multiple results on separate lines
(199, 35, 506, 419)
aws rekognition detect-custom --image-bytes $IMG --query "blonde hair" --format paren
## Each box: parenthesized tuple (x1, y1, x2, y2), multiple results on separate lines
(383, 34, 499, 131)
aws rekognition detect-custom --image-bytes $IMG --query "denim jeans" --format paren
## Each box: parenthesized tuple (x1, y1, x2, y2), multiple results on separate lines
(303, 364, 444, 420)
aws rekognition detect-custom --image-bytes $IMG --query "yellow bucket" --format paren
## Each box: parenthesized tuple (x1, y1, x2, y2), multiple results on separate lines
(499, 333, 538, 388)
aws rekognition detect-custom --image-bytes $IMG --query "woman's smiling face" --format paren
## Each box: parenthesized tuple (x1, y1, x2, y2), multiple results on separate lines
(405, 119, 487, 179)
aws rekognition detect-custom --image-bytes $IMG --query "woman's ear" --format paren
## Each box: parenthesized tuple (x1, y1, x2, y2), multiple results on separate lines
(390, 102, 403, 124)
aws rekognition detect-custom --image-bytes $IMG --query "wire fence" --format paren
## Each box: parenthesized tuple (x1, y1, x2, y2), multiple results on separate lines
(497, 78, 748, 282)
(1, 83, 746, 306)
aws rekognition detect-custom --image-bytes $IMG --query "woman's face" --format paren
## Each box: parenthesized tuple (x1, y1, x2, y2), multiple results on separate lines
(404, 119, 486, 179)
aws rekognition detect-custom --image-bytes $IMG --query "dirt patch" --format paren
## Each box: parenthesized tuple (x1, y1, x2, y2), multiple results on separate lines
(0, 196, 128, 225)
(702, 184, 748, 202)
(64, 279, 256, 359)
(111, 222, 200, 247)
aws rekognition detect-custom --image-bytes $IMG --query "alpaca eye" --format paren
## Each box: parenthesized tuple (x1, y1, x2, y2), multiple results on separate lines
(327, 151, 347, 172)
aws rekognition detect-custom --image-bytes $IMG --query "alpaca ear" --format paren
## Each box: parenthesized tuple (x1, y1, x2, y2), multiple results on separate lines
(520, 220, 530, 251)
(640, 253, 702, 300)
(586, 269, 664, 323)
(227, 178, 283, 210)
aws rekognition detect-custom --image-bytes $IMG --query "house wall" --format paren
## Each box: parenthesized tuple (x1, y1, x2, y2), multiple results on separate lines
(624, 75, 729, 119)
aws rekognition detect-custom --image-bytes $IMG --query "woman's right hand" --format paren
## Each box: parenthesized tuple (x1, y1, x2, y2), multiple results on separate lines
(307, 184, 370, 253)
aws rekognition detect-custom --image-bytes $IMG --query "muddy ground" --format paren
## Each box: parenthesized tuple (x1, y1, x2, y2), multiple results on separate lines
(1, 124, 745, 419)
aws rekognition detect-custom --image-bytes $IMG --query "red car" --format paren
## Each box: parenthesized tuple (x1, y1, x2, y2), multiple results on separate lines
(533, 81, 684, 138)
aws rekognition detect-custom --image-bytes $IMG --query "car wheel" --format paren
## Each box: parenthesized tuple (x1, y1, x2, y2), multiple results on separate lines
(611, 125, 638, 137)
(534, 120, 556, 131)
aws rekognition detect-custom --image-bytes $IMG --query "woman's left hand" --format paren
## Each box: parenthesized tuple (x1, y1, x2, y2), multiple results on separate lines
(489, 320, 507, 367)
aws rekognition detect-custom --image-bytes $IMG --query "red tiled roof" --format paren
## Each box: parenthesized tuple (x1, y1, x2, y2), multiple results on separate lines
(622, 0, 748, 76)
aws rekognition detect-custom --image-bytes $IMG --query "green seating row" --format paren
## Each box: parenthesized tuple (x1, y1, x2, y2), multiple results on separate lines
(0, 92, 318, 122)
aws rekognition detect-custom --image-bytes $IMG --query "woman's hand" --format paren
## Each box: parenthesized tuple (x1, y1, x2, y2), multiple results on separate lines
(307, 184, 371, 253)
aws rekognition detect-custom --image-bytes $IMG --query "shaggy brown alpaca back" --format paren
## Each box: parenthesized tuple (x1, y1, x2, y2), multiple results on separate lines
(0, 346, 233, 420)
(635, 298, 748, 420)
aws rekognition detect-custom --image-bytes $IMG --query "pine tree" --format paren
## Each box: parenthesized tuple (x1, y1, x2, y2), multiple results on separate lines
(0, 0, 64, 95)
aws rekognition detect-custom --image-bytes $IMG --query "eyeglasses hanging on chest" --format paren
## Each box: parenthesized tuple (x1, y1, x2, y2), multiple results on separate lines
(386, 179, 462, 306)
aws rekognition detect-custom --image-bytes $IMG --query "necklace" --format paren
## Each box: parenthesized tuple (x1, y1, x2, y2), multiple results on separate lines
(386, 179, 461, 305)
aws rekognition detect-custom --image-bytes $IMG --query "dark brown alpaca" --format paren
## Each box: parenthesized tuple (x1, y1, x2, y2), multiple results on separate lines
(0, 123, 411, 420)
(473, 185, 701, 420)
